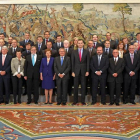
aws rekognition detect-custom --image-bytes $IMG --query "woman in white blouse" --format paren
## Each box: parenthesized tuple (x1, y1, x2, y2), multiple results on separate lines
(117, 41, 127, 58)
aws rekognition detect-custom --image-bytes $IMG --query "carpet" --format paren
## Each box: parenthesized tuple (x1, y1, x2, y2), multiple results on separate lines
(0, 103, 140, 140)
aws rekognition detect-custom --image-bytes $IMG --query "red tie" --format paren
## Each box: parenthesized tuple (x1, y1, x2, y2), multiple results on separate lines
(46, 39, 48, 45)
(79, 49, 81, 61)
(93, 43, 96, 48)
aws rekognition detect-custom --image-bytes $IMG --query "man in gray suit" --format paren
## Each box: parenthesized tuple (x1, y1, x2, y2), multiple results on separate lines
(54, 48, 71, 105)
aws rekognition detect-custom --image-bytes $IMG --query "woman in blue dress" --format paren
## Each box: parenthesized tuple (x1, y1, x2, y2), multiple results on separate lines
(40, 49, 55, 104)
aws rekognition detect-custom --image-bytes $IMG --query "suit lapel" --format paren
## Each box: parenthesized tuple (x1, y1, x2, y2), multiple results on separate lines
(100, 55, 104, 66)
(81, 49, 85, 62)
(76, 49, 80, 62)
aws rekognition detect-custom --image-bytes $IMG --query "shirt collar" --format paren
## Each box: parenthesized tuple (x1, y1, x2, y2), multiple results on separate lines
(16, 57, 22, 60)
(129, 53, 134, 55)
(114, 57, 118, 61)
(2, 54, 7, 57)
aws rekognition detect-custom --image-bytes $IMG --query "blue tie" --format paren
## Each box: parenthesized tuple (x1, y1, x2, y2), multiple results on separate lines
(32, 54, 35, 66)
(38, 44, 41, 51)
(61, 57, 63, 66)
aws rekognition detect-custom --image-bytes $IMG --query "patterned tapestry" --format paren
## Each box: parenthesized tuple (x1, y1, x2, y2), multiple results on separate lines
(0, 4, 139, 44)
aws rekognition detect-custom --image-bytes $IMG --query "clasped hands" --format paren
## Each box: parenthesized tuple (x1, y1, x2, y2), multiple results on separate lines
(72, 72, 89, 77)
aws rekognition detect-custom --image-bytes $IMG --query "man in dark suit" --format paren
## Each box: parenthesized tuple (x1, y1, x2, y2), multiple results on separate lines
(0, 33, 8, 46)
(43, 31, 55, 45)
(54, 48, 71, 105)
(53, 35, 64, 51)
(131, 32, 140, 47)
(102, 32, 117, 49)
(0, 46, 12, 104)
(87, 40, 96, 58)
(107, 49, 125, 106)
(90, 46, 109, 105)
(42, 41, 58, 58)
(35, 36, 46, 56)
(0, 39, 5, 55)
(122, 37, 130, 52)
(22, 42, 31, 59)
(103, 40, 113, 58)
(8, 39, 22, 58)
(71, 39, 90, 105)
(24, 46, 42, 104)
(64, 40, 73, 95)
(92, 34, 102, 48)
(19, 32, 34, 51)
(7, 37, 13, 49)
(123, 45, 140, 104)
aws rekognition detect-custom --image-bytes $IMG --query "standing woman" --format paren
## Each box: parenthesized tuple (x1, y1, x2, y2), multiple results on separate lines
(40, 49, 55, 104)
(11, 50, 25, 104)
(117, 41, 127, 58)
(70, 37, 78, 50)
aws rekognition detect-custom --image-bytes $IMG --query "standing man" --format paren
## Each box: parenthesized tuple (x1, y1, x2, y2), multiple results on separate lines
(87, 40, 96, 58)
(72, 39, 90, 105)
(0, 33, 8, 46)
(7, 37, 13, 48)
(22, 42, 31, 59)
(90, 46, 109, 105)
(92, 34, 102, 49)
(35, 36, 46, 56)
(54, 48, 71, 105)
(103, 40, 113, 58)
(107, 49, 125, 106)
(123, 45, 140, 104)
(102, 32, 117, 49)
(24, 46, 42, 104)
(19, 32, 34, 51)
(8, 39, 21, 58)
(53, 35, 64, 51)
(43, 31, 54, 45)
(0, 46, 12, 104)
(0, 39, 5, 55)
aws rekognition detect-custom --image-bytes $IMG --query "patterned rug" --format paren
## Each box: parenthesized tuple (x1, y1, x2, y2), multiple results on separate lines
(0, 103, 140, 140)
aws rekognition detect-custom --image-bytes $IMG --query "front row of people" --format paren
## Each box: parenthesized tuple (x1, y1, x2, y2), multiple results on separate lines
(0, 40, 139, 106)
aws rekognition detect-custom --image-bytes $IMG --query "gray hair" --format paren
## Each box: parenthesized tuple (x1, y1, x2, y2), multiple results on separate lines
(2, 46, 8, 50)
(59, 47, 66, 52)
(64, 40, 69, 44)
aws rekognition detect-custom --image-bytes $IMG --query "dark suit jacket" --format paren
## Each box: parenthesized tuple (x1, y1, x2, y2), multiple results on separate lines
(71, 49, 90, 76)
(103, 48, 113, 58)
(87, 47, 96, 59)
(43, 38, 55, 45)
(40, 57, 54, 77)
(4, 41, 8, 46)
(65, 48, 73, 58)
(102, 40, 117, 49)
(107, 58, 125, 83)
(8, 47, 22, 58)
(93, 42, 102, 48)
(35, 43, 47, 56)
(42, 49, 58, 58)
(124, 53, 140, 79)
(53, 42, 64, 51)
(24, 54, 42, 79)
(90, 54, 109, 79)
(0, 54, 12, 78)
(54, 56, 71, 79)
(22, 50, 31, 59)
(19, 39, 34, 50)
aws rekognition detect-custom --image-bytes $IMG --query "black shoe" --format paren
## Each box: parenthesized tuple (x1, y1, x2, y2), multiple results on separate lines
(44, 102, 49, 104)
(116, 103, 120, 106)
(109, 102, 114, 105)
(101, 102, 106, 105)
(72, 102, 77, 105)
(57, 103, 61, 105)
(18, 101, 21, 104)
(27, 102, 31, 104)
(91, 102, 96, 105)
(130, 101, 136, 105)
(5, 102, 9, 104)
(0, 101, 4, 104)
(49, 102, 53, 105)
(35, 102, 38, 104)
(62, 103, 66, 105)
(81, 102, 86, 105)
(14, 102, 17, 104)
(123, 101, 128, 104)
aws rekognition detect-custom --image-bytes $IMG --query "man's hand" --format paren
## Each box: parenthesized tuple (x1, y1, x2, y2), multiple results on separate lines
(1, 71, 6, 76)
(96, 71, 101, 76)
(19, 46, 23, 48)
(24, 76, 27, 80)
(85, 72, 89, 76)
(17, 74, 21, 78)
(72, 72, 75, 77)
(113, 73, 118, 77)
(130, 71, 135, 76)
(58, 74, 64, 78)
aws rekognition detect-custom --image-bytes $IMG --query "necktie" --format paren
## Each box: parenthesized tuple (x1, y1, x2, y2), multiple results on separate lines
(93, 43, 96, 48)
(61, 56, 63, 66)
(98, 55, 101, 66)
(2, 55, 5, 66)
(130, 54, 134, 64)
(14, 48, 16, 53)
(79, 49, 82, 62)
(114, 58, 117, 65)
(46, 39, 48, 45)
(89, 49, 92, 57)
(105, 48, 108, 55)
(32, 54, 35, 66)
(38, 44, 41, 51)
(25, 40, 28, 43)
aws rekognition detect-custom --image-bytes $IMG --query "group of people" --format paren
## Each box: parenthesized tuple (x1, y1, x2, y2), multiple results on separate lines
(0, 31, 140, 106)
